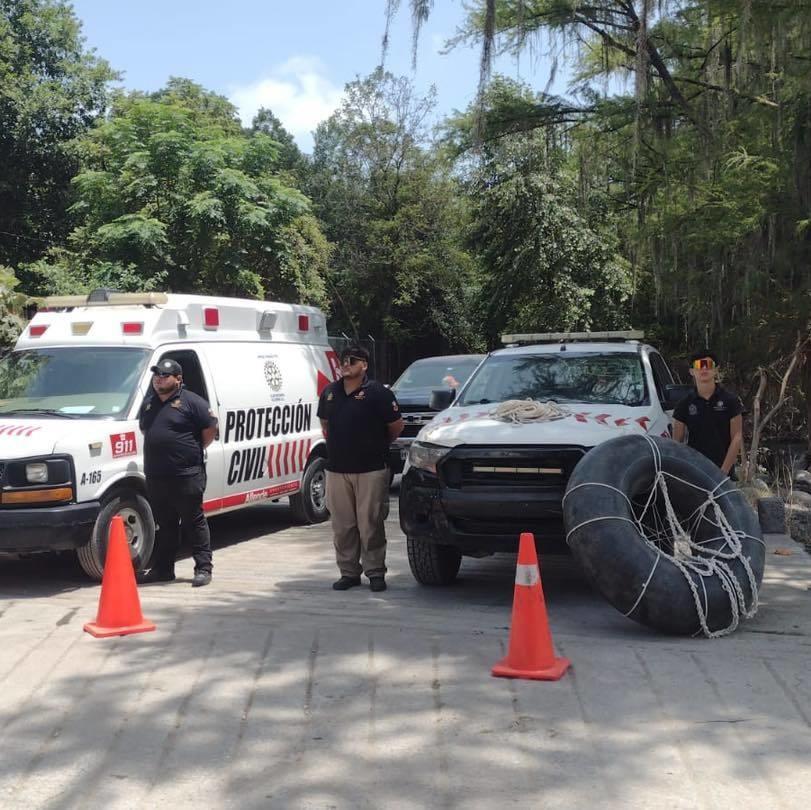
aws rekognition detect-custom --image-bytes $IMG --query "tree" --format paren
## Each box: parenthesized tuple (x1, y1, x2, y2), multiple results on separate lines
(308, 68, 481, 377)
(22, 79, 329, 306)
(0, 0, 116, 268)
(0, 265, 29, 348)
(447, 78, 633, 342)
(251, 108, 305, 177)
(402, 2, 811, 368)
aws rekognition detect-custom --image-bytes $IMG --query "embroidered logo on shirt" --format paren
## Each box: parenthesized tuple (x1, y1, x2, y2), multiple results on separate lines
(326, 391, 334, 401)
(354, 390, 366, 400)
(688, 403, 698, 416)
(713, 400, 726, 411)
(171, 399, 182, 408)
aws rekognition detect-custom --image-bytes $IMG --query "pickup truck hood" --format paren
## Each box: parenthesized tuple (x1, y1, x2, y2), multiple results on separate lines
(417, 403, 656, 448)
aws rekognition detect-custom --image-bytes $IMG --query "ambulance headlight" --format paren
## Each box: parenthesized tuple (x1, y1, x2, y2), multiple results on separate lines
(408, 442, 451, 474)
(25, 463, 49, 483)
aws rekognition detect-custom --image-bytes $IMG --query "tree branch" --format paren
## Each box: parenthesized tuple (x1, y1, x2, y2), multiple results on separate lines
(673, 75, 779, 109)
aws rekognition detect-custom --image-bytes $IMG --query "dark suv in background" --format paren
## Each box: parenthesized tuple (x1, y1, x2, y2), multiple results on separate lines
(388, 354, 485, 477)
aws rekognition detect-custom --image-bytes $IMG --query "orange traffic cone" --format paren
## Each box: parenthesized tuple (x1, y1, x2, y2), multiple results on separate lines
(84, 515, 156, 638)
(492, 532, 570, 681)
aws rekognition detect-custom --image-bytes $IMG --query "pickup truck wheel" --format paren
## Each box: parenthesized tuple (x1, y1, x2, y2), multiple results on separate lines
(289, 456, 329, 524)
(76, 491, 155, 580)
(407, 535, 461, 585)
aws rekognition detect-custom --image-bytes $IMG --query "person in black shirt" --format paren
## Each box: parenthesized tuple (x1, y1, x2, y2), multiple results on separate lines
(138, 358, 218, 587)
(673, 350, 743, 476)
(317, 346, 403, 592)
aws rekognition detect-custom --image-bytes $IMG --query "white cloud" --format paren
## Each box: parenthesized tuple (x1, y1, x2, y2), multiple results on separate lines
(229, 57, 344, 152)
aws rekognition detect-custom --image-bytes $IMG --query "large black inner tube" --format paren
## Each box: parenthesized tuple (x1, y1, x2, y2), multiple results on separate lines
(562, 435, 765, 636)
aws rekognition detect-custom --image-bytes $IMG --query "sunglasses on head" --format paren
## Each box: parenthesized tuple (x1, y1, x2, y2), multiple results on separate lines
(692, 357, 716, 370)
(341, 355, 365, 365)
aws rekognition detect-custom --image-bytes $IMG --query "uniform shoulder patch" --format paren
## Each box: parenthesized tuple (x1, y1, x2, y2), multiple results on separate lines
(392, 401, 399, 411)
(327, 391, 334, 401)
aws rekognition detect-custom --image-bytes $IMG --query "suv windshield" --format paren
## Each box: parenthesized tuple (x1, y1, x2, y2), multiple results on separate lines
(0, 347, 150, 419)
(393, 357, 483, 391)
(458, 352, 648, 407)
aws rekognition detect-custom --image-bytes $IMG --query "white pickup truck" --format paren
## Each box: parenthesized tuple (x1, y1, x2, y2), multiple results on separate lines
(399, 332, 689, 584)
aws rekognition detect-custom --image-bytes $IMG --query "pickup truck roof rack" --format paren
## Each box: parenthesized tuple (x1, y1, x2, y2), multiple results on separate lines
(501, 330, 645, 345)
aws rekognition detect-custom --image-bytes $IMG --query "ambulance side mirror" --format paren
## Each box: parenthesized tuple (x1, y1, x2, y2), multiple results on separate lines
(663, 384, 693, 409)
(430, 389, 455, 411)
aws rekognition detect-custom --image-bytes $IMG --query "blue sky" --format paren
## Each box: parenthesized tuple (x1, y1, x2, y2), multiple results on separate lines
(70, 0, 561, 151)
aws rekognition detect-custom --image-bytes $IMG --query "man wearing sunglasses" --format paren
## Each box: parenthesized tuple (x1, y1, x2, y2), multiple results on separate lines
(673, 350, 743, 477)
(317, 346, 403, 592)
(138, 358, 218, 587)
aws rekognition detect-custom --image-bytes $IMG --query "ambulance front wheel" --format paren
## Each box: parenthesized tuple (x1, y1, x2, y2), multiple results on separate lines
(290, 456, 329, 524)
(77, 490, 156, 580)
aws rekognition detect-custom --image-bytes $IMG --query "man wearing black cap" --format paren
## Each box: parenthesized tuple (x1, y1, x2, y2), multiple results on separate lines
(317, 346, 403, 592)
(138, 358, 218, 587)
(673, 349, 743, 476)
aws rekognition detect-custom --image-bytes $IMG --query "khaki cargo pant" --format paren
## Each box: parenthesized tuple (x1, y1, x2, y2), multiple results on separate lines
(326, 468, 390, 578)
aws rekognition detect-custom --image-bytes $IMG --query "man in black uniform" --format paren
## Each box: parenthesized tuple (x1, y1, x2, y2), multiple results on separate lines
(138, 358, 218, 587)
(673, 350, 743, 476)
(317, 346, 403, 592)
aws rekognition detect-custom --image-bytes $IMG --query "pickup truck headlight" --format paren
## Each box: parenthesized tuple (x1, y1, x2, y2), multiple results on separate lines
(25, 462, 49, 483)
(408, 442, 452, 474)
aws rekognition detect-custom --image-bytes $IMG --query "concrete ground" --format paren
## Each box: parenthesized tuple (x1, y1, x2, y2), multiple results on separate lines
(1, 487, 810, 810)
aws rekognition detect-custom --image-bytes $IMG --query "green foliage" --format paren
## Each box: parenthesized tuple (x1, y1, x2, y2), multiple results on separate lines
(0, 265, 29, 348)
(251, 108, 305, 179)
(29, 80, 329, 306)
(450, 81, 632, 342)
(0, 0, 116, 268)
(431, 0, 811, 397)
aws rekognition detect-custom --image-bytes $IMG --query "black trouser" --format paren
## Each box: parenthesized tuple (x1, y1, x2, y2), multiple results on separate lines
(146, 470, 212, 574)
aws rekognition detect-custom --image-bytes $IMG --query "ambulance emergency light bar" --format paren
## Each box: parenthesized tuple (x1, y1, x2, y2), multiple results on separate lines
(501, 330, 645, 344)
(41, 292, 169, 309)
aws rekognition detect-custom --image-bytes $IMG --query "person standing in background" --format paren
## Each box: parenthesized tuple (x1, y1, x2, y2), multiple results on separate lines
(673, 350, 743, 477)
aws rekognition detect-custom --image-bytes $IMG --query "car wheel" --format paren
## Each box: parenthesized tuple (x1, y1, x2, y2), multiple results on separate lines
(407, 535, 461, 585)
(76, 490, 155, 580)
(289, 456, 330, 524)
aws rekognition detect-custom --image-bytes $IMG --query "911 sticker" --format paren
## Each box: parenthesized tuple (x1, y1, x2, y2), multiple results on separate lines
(110, 431, 137, 458)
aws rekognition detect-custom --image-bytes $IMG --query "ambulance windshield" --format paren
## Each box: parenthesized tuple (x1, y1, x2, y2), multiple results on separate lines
(458, 352, 648, 407)
(0, 347, 150, 419)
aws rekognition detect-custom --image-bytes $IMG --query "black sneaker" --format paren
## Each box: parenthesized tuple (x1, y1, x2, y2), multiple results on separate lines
(138, 569, 176, 584)
(369, 576, 387, 592)
(332, 575, 362, 591)
(192, 570, 212, 588)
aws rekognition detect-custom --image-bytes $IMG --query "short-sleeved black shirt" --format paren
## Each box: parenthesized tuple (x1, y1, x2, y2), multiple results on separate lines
(317, 377, 401, 473)
(138, 387, 217, 477)
(673, 384, 742, 468)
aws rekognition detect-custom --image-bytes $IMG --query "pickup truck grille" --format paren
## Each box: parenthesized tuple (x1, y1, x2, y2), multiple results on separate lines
(399, 410, 435, 439)
(440, 446, 588, 489)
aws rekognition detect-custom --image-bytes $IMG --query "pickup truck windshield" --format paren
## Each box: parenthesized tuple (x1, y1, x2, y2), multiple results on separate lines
(0, 347, 150, 419)
(458, 352, 648, 407)
(393, 357, 483, 391)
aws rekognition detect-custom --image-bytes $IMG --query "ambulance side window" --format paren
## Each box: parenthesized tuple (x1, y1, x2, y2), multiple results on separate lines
(159, 350, 209, 403)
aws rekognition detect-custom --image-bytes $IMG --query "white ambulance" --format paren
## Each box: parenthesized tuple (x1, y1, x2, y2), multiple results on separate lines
(0, 291, 341, 579)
